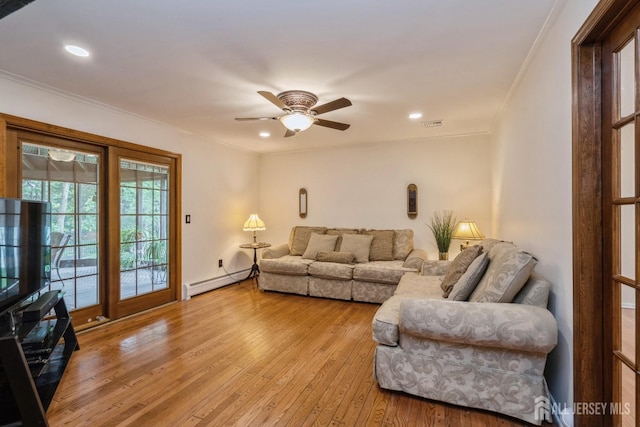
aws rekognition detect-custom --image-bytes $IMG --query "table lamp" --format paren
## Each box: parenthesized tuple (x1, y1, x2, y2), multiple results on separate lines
(243, 214, 266, 243)
(452, 220, 485, 251)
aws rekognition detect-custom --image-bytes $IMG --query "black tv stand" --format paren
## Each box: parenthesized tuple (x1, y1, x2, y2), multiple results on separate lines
(0, 291, 79, 426)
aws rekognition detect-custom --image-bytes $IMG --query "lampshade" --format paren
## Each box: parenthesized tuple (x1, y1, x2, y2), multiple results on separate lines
(243, 214, 266, 231)
(452, 220, 485, 240)
(280, 112, 315, 132)
(243, 213, 265, 243)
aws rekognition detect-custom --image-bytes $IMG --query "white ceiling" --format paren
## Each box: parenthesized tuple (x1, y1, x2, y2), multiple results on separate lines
(0, 0, 556, 153)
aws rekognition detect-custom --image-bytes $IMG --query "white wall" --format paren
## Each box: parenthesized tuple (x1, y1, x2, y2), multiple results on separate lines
(258, 134, 492, 260)
(490, 0, 598, 415)
(0, 74, 261, 288)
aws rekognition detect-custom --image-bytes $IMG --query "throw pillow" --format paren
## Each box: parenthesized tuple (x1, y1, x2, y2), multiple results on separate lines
(289, 226, 328, 256)
(448, 252, 490, 301)
(316, 251, 356, 264)
(326, 228, 360, 249)
(469, 248, 537, 303)
(301, 233, 339, 260)
(393, 229, 414, 260)
(440, 245, 483, 297)
(364, 230, 394, 261)
(339, 233, 374, 263)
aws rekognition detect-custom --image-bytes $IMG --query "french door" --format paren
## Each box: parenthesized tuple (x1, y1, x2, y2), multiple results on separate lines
(19, 133, 105, 325)
(108, 149, 177, 319)
(602, 5, 640, 427)
(8, 127, 180, 325)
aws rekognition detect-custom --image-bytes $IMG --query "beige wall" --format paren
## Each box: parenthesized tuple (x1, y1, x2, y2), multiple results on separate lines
(490, 0, 598, 415)
(0, 74, 261, 287)
(258, 134, 492, 260)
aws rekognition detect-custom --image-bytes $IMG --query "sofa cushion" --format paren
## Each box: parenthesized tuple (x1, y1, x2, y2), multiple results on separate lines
(309, 277, 352, 300)
(308, 260, 354, 280)
(372, 273, 444, 346)
(316, 251, 356, 264)
(512, 273, 551, 308)
(393, 229, 414, 260)
(448, 252, 489, 301)
(479, 238, 508, 252)
(440, 245, 483, 297)
(326, 228, 360, 248)
(353, 260, 414, 285)
(339, 233, 374, 263)
(289, 226, 328, 256)
(260, 255, 314, 276)
(301, 233, 339, 260)
(364, 230, 395, 261)
(469, 244, 537, 303)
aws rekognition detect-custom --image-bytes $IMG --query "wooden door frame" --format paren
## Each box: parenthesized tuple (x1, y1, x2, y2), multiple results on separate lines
(573, 1, 639, 425)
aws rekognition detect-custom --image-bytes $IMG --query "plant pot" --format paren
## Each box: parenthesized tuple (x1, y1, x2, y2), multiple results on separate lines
(439, 252, 449, 261)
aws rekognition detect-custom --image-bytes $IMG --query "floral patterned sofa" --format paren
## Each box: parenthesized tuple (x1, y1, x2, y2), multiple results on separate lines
(258, 226, 428, 303)
(372, 239, 558, 425)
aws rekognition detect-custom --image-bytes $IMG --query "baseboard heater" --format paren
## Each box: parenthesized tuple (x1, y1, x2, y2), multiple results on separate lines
(183, 269, 249, 299)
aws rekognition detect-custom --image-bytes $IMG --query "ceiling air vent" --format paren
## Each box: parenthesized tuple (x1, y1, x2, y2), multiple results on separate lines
(422, 119, 443, 128)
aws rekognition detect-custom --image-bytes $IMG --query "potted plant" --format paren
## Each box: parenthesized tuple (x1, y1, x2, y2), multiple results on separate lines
(428, 210, 456, 260)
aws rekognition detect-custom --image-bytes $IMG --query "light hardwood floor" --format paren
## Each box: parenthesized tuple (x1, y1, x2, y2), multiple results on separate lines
(47, 280, 552, 426)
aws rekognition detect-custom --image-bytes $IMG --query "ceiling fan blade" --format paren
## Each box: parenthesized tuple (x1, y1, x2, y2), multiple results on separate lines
(314, 118, 350, 131)
(234, 117, 279, 121)
(311, 97, 352, 115)
(284, 129, 296, 138)
(258, 91, 289, 111)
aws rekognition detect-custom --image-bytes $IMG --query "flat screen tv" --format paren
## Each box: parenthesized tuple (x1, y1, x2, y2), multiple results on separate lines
(0, 198, 51, 317)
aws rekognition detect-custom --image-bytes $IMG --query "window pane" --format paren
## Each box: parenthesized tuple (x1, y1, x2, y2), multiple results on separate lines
(619, 361, 636, 426)
(620, 285, 636, 364)
(120, 159, 169, 300)
(620, 39, 635, 118)
(620, 123, 635, 198)
(621, 204, 636, 280)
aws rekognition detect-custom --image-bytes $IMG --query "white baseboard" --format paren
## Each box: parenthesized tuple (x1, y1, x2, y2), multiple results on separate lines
(621, 302, 636, 310)
(182, 269, 250, 299)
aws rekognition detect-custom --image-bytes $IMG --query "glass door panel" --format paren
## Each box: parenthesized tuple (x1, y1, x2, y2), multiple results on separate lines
(619, 39, 635, 118)
(21, 142, 101, 312)
(620, 123, 635, 198)
(619, 361, 636, 427)
(621, 284, 636, 363)
(119, 159, 169, 300)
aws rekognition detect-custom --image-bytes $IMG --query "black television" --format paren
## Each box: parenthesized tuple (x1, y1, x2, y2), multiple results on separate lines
(0, 198, 51, 318)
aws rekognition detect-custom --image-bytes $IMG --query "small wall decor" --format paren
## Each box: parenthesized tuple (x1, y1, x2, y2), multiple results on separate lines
(299, 188, 307, 218)
(407, 184, 418, 219)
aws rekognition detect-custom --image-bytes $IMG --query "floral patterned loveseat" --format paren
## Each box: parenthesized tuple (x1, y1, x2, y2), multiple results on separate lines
(372, 239, 558, 425)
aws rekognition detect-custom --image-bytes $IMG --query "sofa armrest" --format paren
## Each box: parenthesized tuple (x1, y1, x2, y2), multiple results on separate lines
(421, 260, 450, 276)
(399, 299, 557, 354)
(262, 243, 290, 259)
(402, 248, 429, 270)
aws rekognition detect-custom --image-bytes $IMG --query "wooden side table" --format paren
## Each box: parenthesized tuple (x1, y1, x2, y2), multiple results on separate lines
(239, 242, 271, 280)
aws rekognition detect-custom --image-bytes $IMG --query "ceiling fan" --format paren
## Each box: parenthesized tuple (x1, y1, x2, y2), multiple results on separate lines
(235, 90, 352, 137)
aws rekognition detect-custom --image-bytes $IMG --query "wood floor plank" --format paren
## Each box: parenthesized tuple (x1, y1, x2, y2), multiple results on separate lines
(45, 280, 553, 426)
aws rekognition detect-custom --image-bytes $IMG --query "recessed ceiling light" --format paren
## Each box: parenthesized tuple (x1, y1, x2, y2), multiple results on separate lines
(64, 45, 90, 57)
(259, 131, 270, 138)
(408, 113, 423, 119)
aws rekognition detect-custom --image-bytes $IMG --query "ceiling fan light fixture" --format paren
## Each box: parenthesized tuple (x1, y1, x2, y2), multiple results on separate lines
(280, 112, 315, 132)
